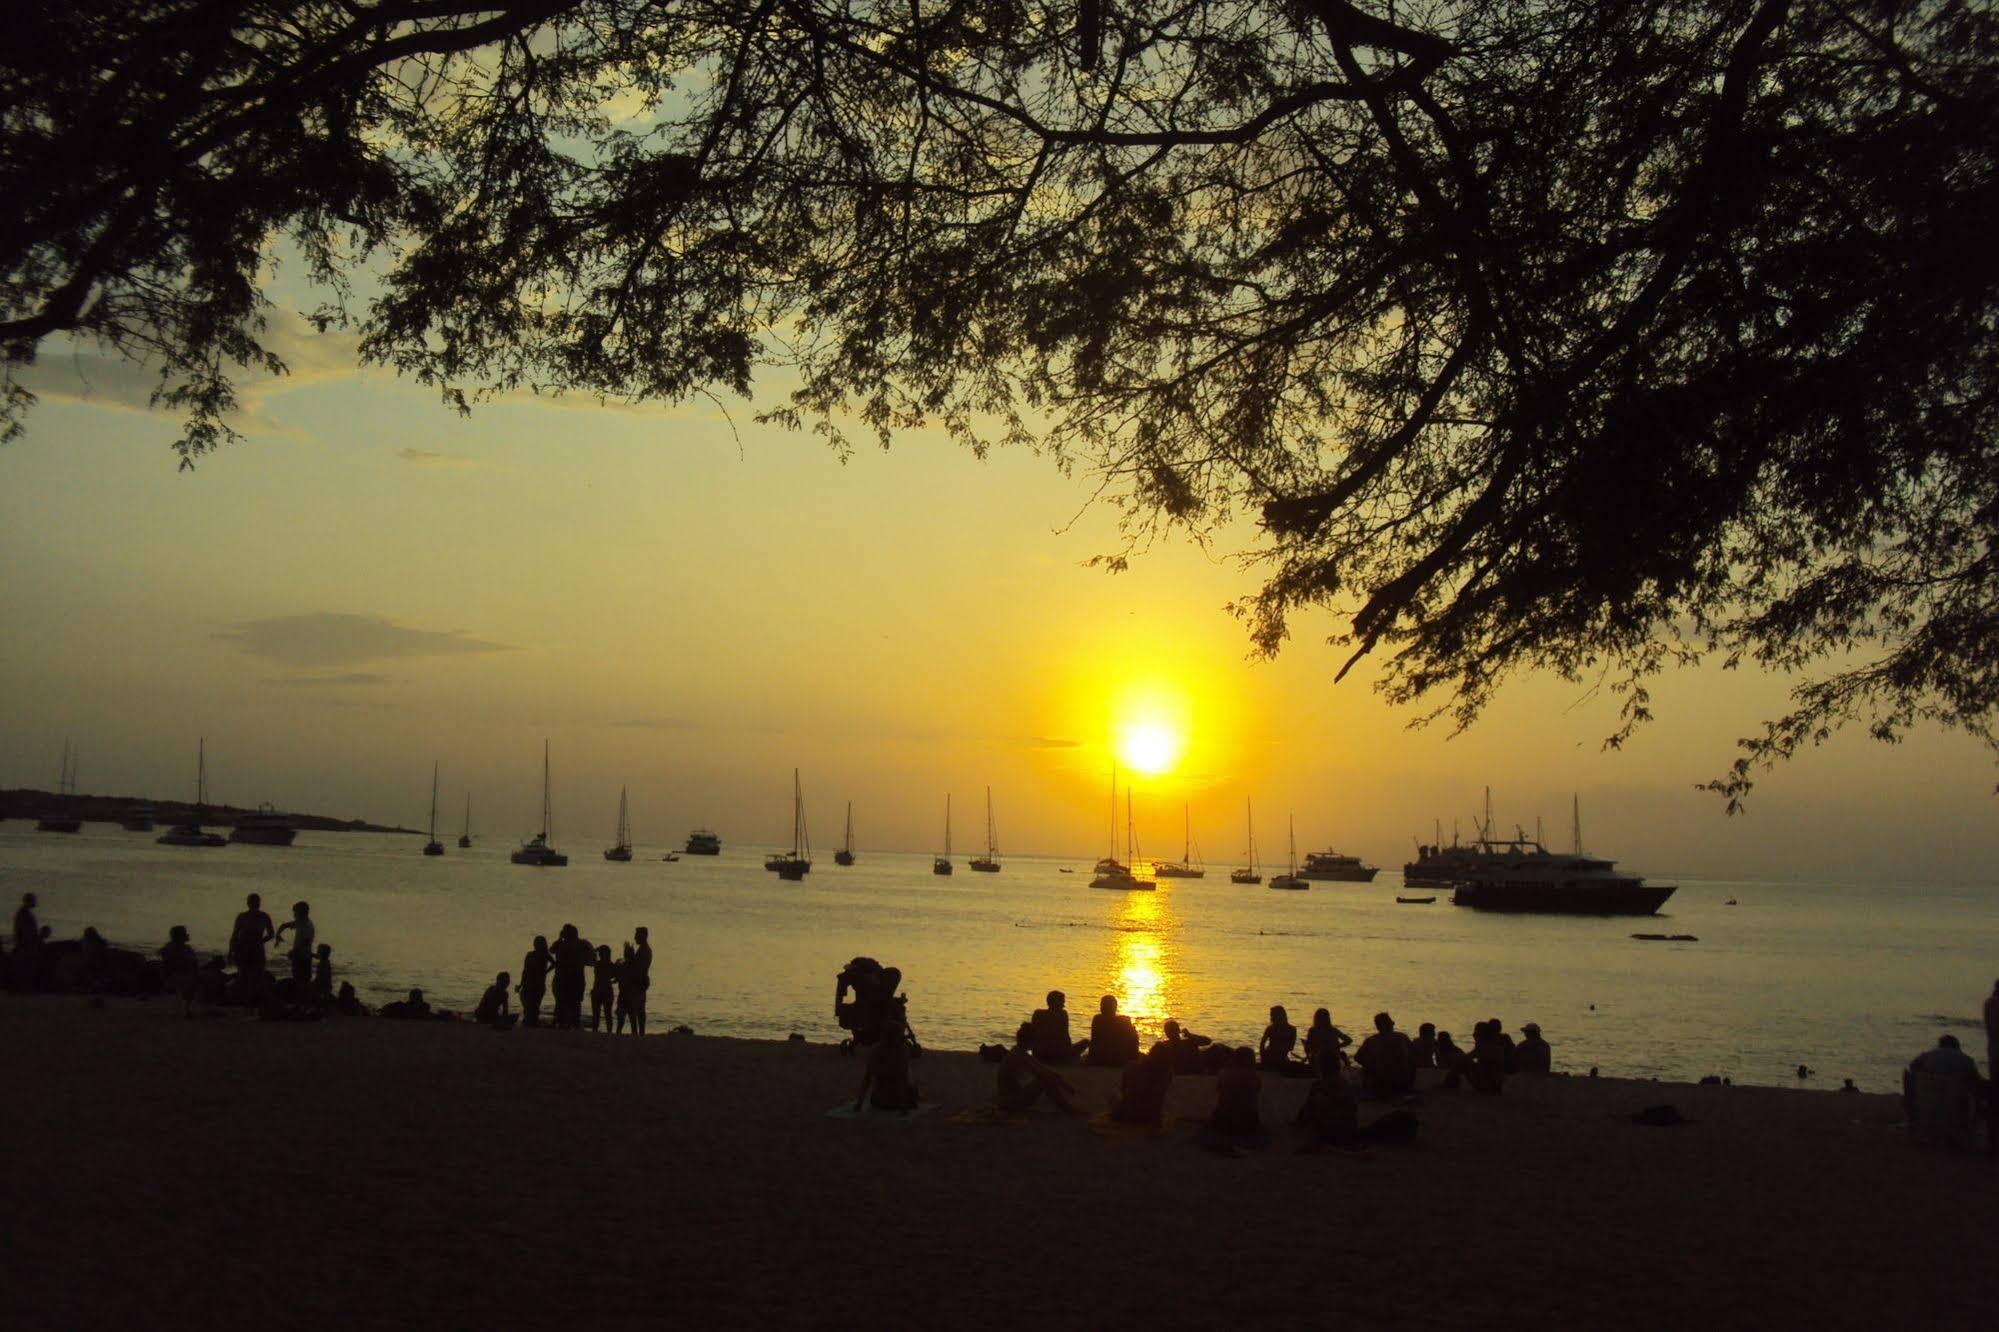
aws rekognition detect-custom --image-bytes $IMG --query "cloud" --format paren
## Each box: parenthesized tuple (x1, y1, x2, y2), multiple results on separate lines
(1021, 736, 1081, 749)
(17, 312, 370, 442)
(218, 613, 513, 668)
(260, 672, 393, 687)
(396, 447, 480, 469)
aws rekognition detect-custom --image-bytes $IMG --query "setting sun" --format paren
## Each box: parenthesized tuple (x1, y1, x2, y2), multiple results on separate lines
(1117, 721, 1184, 776)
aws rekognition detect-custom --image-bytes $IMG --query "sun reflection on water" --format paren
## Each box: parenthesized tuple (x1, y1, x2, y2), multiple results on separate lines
(1106, 887, 1177, 1044)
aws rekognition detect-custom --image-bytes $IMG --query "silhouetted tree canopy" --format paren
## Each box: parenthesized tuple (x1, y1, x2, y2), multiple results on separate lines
(6, 0, 1997, 799)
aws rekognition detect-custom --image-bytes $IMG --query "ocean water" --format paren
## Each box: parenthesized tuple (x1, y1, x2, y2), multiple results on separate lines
(3, 823, 1993, 1091)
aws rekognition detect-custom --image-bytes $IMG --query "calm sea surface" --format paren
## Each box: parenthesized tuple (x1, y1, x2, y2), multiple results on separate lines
(4, 824, 1994, 1091)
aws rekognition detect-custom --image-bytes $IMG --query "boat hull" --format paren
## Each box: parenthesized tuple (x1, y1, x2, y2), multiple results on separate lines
(969, 858, 1000, 873)
(457, 836, 472, 848)
(684, 833, 721, 855)
(423, 841, 445, 857)
(511, 846, 569, 867)
(604, 847, 633, 862)
(776, 861, 810, 881)
(1090, 875, 1156, 891)
(932, 860, 953, 876)
(1269, 876, 1309, 890)
(1153, 864, 1205, 878)
(1230, 871, 1262, 884)
(834, 850, 855, 866)
(158, 827, 226, 847)
(1299, 866, 1377, 882)
(35, 817, 82, 833)
(1452, 880, 1677, 915)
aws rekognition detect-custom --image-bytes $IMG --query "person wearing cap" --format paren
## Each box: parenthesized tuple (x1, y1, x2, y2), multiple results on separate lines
(1515, 1022, 1552, 1075)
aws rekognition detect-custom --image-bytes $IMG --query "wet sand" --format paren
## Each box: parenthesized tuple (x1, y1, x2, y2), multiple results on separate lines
(2, 996, 1992, 1330)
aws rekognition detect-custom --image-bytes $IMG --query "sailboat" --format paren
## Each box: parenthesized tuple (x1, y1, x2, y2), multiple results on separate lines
(1231, 798, 1262, 884)
(765, 769, 811, 879)
(1270, 816, 1308, 890)
(158, 739, 227, 847)
(458, 793, 472, 848)
(932, 793, 954, 875)
(1154, 803, 1206, 878)
(1091, 772, 1155, 891)
(36, 738, 82, 832)
(969, 787, 1001, 872)
(834, 802, 856, 866)
(604, 786, 634, 861)
(511, 741, 569, 866)
(423, 762, 445, 856)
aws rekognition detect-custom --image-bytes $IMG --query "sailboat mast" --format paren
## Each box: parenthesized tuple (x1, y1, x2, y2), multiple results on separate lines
(463, 793, 471, 839)
(541, 740, 552, 840)
(197, 737, 207, 808)
(429, 761, 439, 839)
(944, 792, 951, 856)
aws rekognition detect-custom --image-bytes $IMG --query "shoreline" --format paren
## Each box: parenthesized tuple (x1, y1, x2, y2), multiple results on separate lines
(3, 994, 1993, 1329)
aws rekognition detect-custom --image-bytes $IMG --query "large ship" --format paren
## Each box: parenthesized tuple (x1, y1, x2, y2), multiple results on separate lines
(1299, 848, 1378, 882)
(229, 805, 297, 846)
(1447, 797, 1675, 915)
(684, 828, 721, 855)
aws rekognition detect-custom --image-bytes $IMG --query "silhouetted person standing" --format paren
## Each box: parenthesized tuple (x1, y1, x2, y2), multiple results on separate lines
(160, 925, 198, 1017)
(519, 936, 552, 1027)
(273, 901, 315, 991)
(590, 944, 617, 1032)
(1985, 980, 1998, 1083)
(627, 926, 653, 1036)
(12, 892, 41, 990)
(230, 893, 275, 991)
(549, 924, 592, 1030)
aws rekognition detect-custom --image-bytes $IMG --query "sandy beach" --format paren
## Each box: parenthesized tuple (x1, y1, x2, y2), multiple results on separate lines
(2, 995, 1992, 1330)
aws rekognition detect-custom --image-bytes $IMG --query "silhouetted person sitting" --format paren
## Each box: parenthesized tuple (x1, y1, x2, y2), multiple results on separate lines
(475, 972, 516, 1028)
(590, 944, 618, 1032)
(1434, 1030, 1466, 1080)
(1260, 1004, 1304, 1074)
(1303, 1008, 1353, 1070)
(1030, 990, 1089, 1064)
(1087, 995, 1141, 1067)
(1904, 1034, 1984, 1149)
(334, 982, 366, 1016)
(1355, 1012, 1417, 1099)
(1467, 1020, 1508, 1093)
(311, 945, 334, 1007)
(548, 924, 593, 1029)
(1488, 1017, 1519, 1073)
(998, 1022, 1081, 1114)
(856, 999, 920, 1113)
(1515, 1023, 1552, 1074)
(1295, 1052, 1359, 1146)
(381, 987, 432, 1019)
(1111, 1041, 1176, 1126)
(1200, 1047, 1264, 1148)
(160, 925, 198, 1017)
(1154, 1019, 1216, 1075)
(519, 936, 552, 1027)
(1410, 1022, 1438, 1070)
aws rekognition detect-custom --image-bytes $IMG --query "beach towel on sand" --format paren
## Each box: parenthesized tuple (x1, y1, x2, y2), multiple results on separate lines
(825, 1102, 941, 1122)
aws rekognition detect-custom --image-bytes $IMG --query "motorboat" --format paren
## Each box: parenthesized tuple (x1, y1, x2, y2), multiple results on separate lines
(229, 805, 297, 846)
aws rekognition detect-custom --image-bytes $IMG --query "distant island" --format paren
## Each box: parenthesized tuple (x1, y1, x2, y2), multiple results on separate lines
(0, 789, 421, 835)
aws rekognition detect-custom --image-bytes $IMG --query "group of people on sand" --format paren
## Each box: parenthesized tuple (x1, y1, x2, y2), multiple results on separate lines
(969, 989, 1562, 1148)
(501, 924, 653, 1033)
